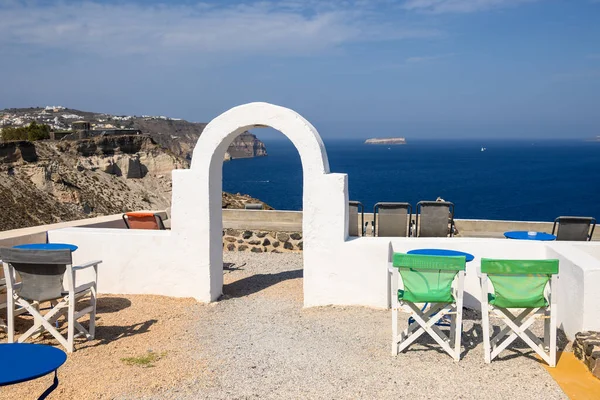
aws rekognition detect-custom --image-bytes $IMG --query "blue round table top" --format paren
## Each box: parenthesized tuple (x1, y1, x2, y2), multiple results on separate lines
(13, 243, 78, 252)
(407, 248, 475, 262)
(0, 344, 67, 386)
(503, 231, 556, 241)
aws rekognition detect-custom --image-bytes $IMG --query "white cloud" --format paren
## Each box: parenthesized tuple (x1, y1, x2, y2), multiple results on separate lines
(0, 1, 439, 58)
(401, 0, 541, 14)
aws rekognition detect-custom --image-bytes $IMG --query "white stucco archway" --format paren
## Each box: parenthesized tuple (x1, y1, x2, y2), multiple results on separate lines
(170, 102, 350, 303)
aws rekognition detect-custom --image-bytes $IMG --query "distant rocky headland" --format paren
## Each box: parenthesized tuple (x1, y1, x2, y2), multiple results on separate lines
(0, 106, 271, 231)
(224, 132, 267, 161)
(364, 137, 406, 145)
(0, 106, 267, 161)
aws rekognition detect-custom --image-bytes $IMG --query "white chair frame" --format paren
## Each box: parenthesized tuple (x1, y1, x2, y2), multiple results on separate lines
(390, 265, 465, 361)
(1, 270, 27, 332)
(480, 273, 558, 367)
(3, 259, 102, 353)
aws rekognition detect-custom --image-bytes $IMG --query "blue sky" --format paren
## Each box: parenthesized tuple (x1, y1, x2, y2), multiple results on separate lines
(1, 0, 599, 139)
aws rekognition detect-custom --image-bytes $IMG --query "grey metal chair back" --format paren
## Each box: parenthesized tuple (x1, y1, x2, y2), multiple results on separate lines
(373, 202, 412, 237)
(349, 201, 365, 237)
(416, 201, 455, 237)
(0, 248, 71, 302)
(552, 216, 596, 241)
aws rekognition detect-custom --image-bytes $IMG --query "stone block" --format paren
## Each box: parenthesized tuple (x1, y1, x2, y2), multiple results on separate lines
(574, 343, 584, 360)
(238, 245, 248, 251)
(584, 342, 600, 357)
(262, 238, 271, 246)
(573, 331, 600, 380)
(576, 331, 596, 341)
(277, 232, 290, 242)
(248, 240, 261, 245)
(237, 239, 244, 244)
(272, 241, 280, 248)
(226, 243, 235, 251)
(283, 241, 294, 250)
(251, 247, 263, 253)
(224, 236, 237, 242)
(290, 232, 302, 240)
(298, 241, 303, 250)
(225, 229, 241, 237)
(242, 230, 253, 239)
(256, 231, 268, 238)
(591, 358, 600, 380)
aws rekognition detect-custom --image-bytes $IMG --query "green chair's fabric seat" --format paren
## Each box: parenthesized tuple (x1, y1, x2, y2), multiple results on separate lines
(393, 253, 466, 304)
(487, 291, 548, 308)
(481, 259, 558, 309)
(398, 289, 454, 304)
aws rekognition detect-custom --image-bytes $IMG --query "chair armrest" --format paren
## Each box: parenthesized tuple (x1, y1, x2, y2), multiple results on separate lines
(73, 260, 103, 271)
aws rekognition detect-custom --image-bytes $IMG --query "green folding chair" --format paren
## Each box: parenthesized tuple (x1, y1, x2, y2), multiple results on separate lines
(480, 259, 559, 367)
(390, 253, 466, 361)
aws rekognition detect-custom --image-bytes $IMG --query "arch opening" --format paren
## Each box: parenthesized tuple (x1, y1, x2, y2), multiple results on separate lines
(221, 128, 305, 299)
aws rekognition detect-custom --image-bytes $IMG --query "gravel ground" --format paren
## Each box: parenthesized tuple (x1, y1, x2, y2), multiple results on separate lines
(1, 252, 567, 399)
(158, 252, 566, 400)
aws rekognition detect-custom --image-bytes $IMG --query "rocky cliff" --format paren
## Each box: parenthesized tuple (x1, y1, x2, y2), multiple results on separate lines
(225, 133, 268, 160)
(0, 136, 270, 231)
(0, 107, 267, 161)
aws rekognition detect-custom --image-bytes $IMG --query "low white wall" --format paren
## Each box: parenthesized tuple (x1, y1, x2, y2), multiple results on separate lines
(303, 236, 551, 310)
(304, 236, 595, 340)
(48, 227, 209, 301)
(545, 242, 600, 338)
(47, 226, 600, 340)
(303, 237, 392, 308)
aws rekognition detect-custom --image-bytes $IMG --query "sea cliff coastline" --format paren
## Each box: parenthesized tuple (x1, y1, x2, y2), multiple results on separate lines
(364, 137, 406, 145)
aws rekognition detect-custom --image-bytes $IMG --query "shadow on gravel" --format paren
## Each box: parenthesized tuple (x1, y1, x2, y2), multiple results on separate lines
(96, 296, 133, 313)
(222, 269, 303, 298)
(402, 316, 569, 362)
(87, 319, 158, 348)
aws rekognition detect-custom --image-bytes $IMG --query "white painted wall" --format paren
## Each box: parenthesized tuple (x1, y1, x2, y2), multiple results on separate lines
(42, 102, 600, 341)
(47, 226, 600, 340)
(48, 228, 209, 299)
(545, 242, 600, 338)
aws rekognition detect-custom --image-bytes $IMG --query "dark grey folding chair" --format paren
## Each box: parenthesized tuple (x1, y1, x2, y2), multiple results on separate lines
(349, 201, 365, 237)
(373, 202, 412, 237)
(1, 248, 101, 352)
(415, 201, 455, 237)
(552, 216, 596, 241)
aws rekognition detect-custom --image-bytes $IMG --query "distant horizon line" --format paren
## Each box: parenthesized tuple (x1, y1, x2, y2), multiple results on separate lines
(258, 136, 600, 142)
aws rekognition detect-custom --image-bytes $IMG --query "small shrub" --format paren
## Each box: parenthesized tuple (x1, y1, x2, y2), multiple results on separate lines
(1, 121, 50, 141)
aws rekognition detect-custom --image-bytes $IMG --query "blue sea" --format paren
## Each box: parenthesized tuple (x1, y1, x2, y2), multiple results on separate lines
(223, 139, 600, 222)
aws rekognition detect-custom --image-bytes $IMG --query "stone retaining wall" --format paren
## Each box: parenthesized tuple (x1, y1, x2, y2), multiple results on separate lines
(573, 331, 600, 379)
(223, 229, 302, 253)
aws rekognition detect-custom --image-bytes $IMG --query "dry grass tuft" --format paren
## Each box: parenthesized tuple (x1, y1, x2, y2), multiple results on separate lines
(121, 350, 167, 368)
